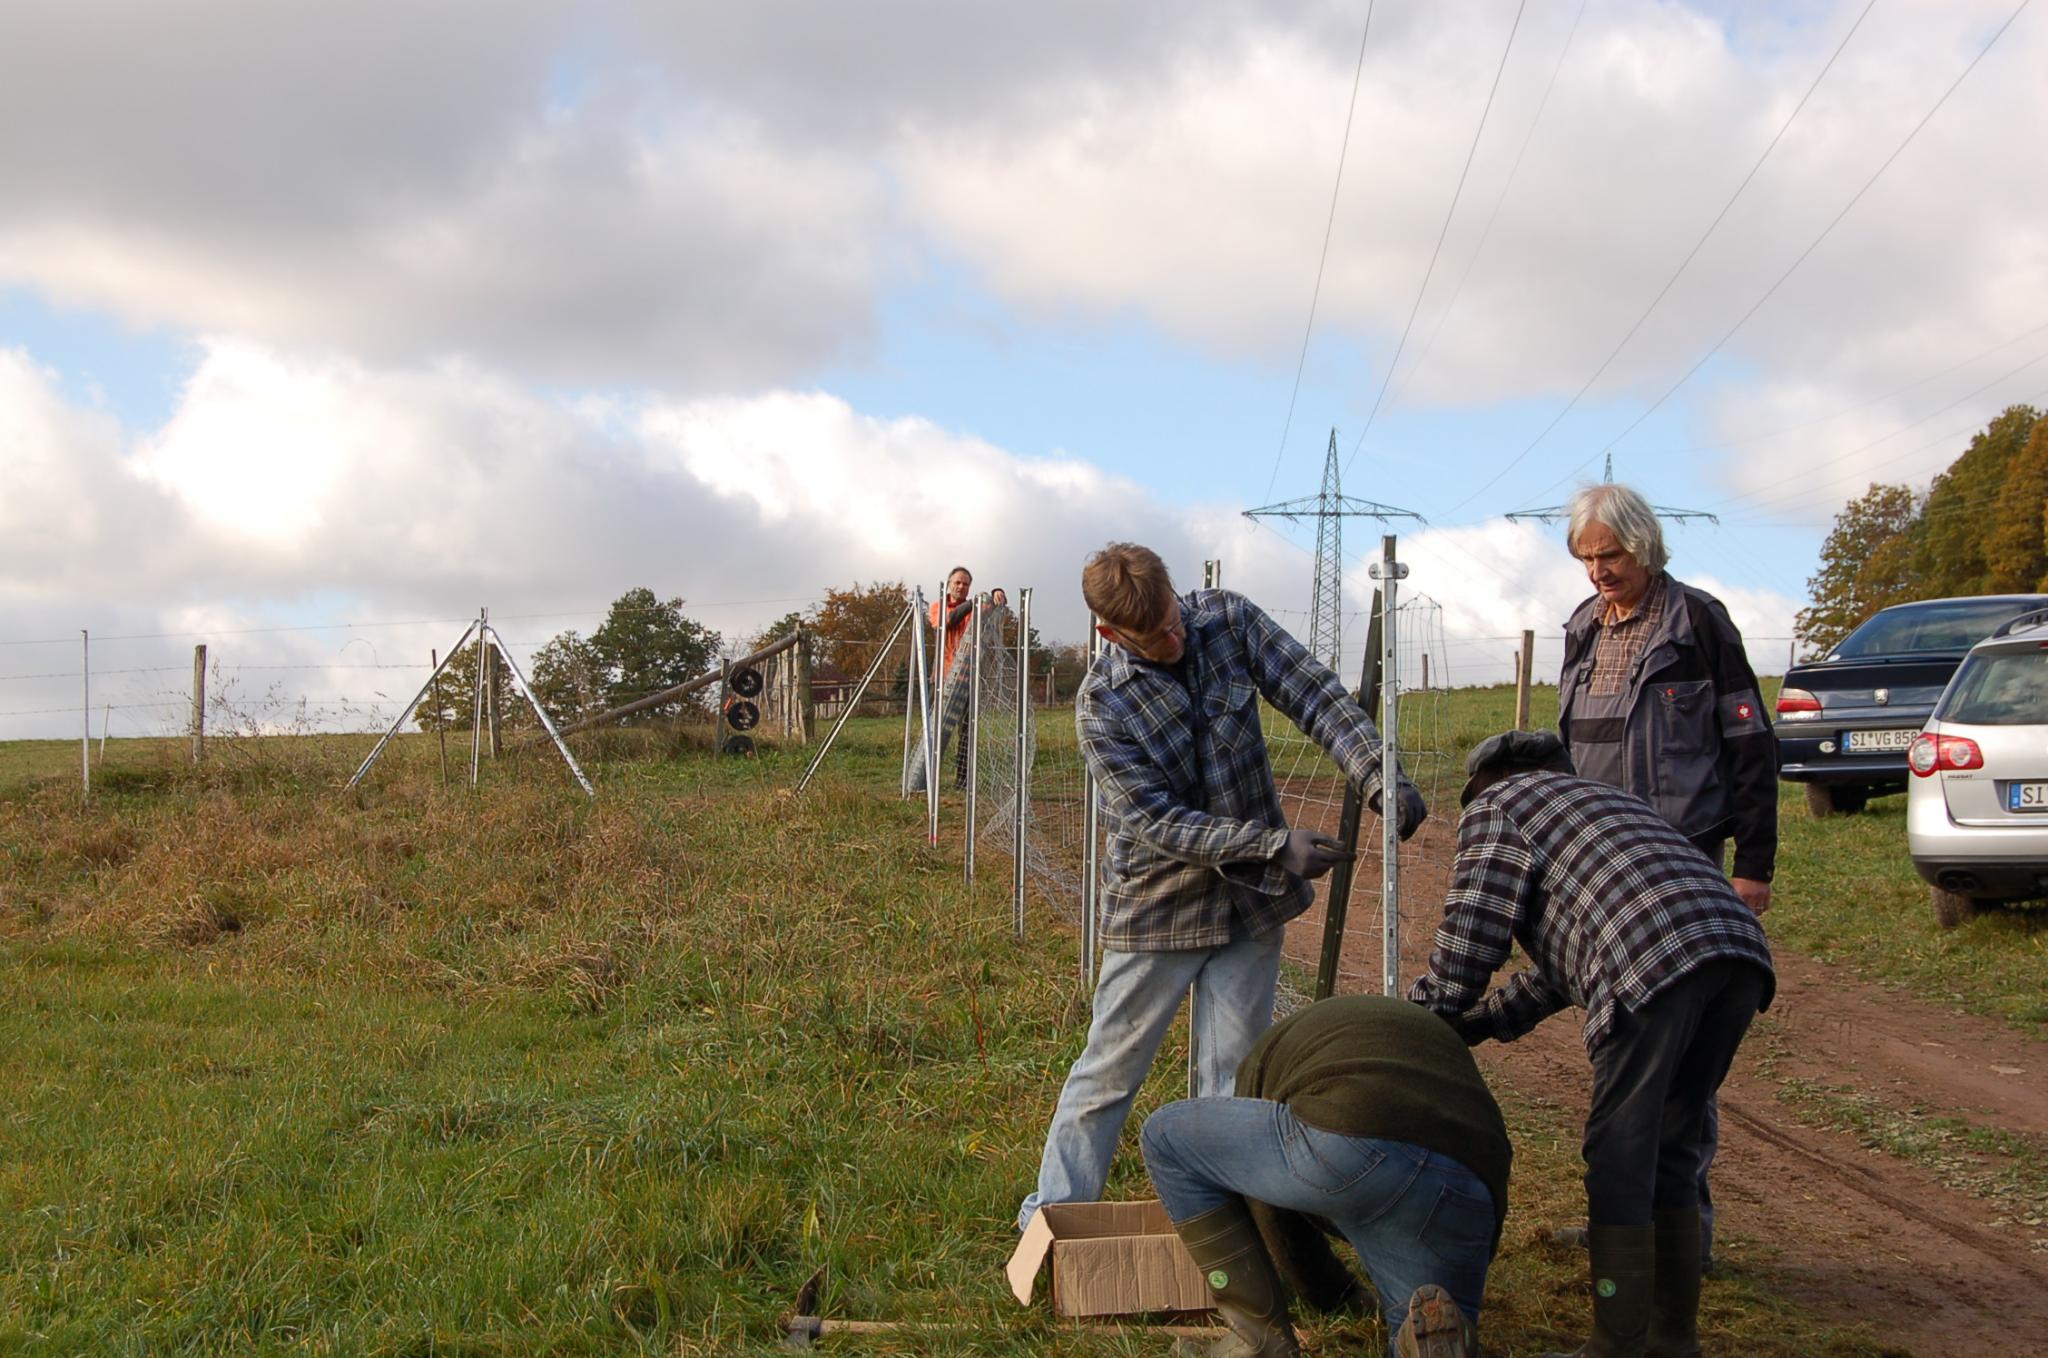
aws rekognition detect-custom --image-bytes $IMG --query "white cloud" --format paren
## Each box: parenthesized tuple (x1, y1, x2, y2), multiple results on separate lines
(4, 0, 2039, 446)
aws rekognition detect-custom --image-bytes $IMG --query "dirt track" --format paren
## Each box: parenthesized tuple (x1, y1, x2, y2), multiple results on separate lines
(1279, 814, 2048, 1358)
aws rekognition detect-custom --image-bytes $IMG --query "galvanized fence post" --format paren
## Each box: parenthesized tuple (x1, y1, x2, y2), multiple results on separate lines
(965, 594, 983, 883)
(1368, 537, 1408, 996)
(1012, 587, 1032, 939)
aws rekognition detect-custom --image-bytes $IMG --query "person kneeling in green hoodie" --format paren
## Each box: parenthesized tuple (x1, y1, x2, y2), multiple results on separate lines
(1141, 994, 1508, 1358)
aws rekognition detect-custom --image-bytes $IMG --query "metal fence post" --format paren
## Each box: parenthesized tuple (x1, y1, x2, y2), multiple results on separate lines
(1368, 537, 1408, 996)
(924, 589, 941, 846)
(965, 593, 983, 883)
(468, 608, 487, 788)
(801, 602, 915, 795)
(1013, 587, 1032, 939)
(80, 630, 90, 800)
(901, 599, 923, 797)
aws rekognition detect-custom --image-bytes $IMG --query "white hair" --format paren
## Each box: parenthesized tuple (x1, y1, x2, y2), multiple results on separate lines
(1566, 483, 1668, 574)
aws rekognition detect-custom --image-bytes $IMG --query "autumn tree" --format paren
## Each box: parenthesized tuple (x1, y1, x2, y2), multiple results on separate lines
(1914, 404, 2040, 596)
(1985, 415, 2048, 592)
(812, 581, 912, 684)
(1798, 405, 2047, 655)
(1795, 484, 1922, 655)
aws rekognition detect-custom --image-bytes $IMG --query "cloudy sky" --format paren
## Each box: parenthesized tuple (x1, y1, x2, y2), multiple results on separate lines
(3, 0, 2044, 739)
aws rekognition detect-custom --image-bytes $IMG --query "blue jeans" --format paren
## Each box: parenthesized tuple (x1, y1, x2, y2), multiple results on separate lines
(1141, 1097, 1496, 1349)
(1017, 928, 1284, 1232)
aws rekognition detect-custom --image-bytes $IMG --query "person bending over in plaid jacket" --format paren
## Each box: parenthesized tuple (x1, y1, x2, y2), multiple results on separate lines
(1018, 543, 1426, 1257)
(1409, 730, 1773, 1358)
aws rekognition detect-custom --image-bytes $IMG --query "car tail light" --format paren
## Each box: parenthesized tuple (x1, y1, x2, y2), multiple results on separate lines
(1776, 688, 1821, 720)
(1908, 733, 1982, 776)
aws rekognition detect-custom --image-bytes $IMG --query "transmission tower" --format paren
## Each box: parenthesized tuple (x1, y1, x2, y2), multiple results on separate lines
(1503, 454, 1718, 525)
(1243, 429, 1420, 670)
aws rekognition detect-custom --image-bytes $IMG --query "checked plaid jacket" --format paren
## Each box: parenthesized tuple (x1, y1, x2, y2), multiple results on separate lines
(1408, 769, 1773, 1053)
(1077, 588, 1397, 953)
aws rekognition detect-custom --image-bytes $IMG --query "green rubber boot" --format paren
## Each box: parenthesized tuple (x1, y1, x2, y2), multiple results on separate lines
(1171, 1201, 1301, 1358)
(1542, 1222, 1655, 1358)
(1646, 1207, 1702, 1358)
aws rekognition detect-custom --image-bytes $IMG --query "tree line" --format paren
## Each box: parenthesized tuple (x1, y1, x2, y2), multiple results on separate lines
(1798, 403, 2048, 654)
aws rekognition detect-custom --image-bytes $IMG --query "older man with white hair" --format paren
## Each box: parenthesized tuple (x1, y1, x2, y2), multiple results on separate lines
(1556, 482, 1777, 1278)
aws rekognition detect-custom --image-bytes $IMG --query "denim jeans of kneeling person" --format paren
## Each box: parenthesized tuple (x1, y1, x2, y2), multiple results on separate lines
(1142, 1096, 1496, 1348)
(1017, 928, 1284, 1233)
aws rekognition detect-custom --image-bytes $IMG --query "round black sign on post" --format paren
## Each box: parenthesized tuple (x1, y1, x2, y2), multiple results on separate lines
(725, 700, 760, 731)
(729, 667, 764, 698)
(722, 734, 755, 758)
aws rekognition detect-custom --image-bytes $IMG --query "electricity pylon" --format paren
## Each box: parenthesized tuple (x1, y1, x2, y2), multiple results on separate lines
(1243, 429, 1420, 671)
(1503, 454, 1718, 525)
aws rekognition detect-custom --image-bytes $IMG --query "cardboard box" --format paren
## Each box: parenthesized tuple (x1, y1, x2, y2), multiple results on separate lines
(1006, 1200, 1216, 1318)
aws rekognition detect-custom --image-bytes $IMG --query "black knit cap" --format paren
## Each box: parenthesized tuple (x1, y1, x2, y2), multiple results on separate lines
(1461, 729, 1574, 806)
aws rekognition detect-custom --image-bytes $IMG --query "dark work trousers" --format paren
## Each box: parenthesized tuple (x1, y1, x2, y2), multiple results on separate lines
(1688, 832, 1740, 1259)
(1582, 958, 1769, 1227)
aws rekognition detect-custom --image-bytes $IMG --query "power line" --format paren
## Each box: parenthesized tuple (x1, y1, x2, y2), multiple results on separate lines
(1345, 0, 1529, 477)
(1388, 0, 1590, 415)
(1699, 351, 2048, 513)
(1433, 0, 1878, 519)
(1701, 387, 2045, 521)
(1261, 0, 1377, 503)
(1580, 0, 2033, 470)
(1665, 318, 2048, 457)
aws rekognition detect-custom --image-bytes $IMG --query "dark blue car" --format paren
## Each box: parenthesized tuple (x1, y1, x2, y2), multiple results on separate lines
(1776, 594, 2048, 816)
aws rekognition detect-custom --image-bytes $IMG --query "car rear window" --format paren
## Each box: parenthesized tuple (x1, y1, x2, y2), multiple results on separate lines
(1937, 648, 2048, 725)
(1832, 599, 2048, 657)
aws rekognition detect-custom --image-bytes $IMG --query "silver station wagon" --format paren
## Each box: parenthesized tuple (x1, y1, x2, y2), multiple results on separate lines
(1907, 609, 2048, 926)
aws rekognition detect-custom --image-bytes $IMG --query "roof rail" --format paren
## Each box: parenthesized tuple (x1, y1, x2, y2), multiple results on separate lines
(1989, 605, 2048, 639)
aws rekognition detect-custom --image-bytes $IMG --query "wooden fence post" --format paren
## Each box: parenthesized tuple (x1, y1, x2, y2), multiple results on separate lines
(795, 628, 816, 742)
(190, 643, 207, 764)
(1514, 629, 1534, 729)
(486, 645, 502, 758)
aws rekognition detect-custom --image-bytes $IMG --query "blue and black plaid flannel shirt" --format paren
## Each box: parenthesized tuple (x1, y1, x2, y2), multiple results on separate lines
(1078, 589, 1397, 952)
(1409, 770, 1774, 1053)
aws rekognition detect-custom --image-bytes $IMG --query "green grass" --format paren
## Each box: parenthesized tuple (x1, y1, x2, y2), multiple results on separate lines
(0, 703, 1976, 1355)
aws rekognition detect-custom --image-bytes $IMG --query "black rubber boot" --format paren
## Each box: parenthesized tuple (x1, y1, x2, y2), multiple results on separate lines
(1542, 1222, 1655, 1358)
(1646, 1207, 1702, 1358)
(1171, 1201, 1301, 1358)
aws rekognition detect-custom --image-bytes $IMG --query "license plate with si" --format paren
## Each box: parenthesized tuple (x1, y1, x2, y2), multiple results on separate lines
(2007, 782, 2048, 812)
(1844, 728, 1917, 752)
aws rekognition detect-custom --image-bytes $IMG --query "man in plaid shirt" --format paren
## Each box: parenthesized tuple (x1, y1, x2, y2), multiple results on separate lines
(1018, 543, 1426, 1245)
(1409, 730, 1772, 1358)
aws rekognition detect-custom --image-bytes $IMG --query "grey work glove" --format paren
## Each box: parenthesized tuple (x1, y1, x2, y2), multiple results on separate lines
(1369, 777, 1428, 842)
(1274, 829, 1353, 880)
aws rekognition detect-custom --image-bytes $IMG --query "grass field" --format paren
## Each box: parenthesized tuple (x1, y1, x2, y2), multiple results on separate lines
(2, 687, 2036, 1354)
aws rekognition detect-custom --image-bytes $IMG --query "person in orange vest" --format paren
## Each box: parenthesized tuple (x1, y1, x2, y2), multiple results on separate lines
(926, 566, 977, 788)
(931, 566, 975, 677)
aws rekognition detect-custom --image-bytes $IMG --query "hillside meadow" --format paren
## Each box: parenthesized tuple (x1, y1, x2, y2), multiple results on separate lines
(4, 683, 2037, 1353)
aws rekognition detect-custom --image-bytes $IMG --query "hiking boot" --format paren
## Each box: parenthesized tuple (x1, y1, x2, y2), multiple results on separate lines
(1541, 1222, 1654, 1358)
(1395, 1284, 1477, 1358)
(1170, 1200, 1300, 1357)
